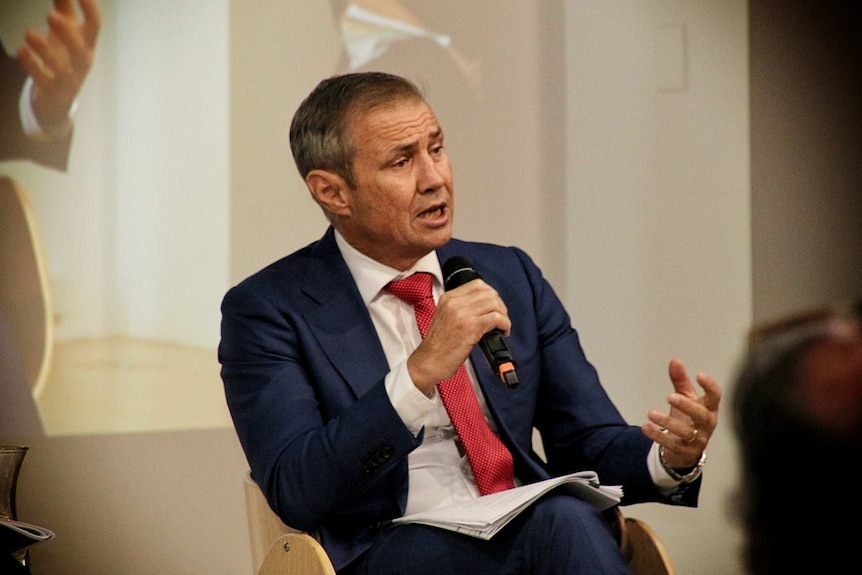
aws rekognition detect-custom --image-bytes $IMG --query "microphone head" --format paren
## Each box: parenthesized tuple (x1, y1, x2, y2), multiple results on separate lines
(442, 256, 481, 290)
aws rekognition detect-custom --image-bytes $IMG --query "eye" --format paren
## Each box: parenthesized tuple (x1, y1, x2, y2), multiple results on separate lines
(430, 144, 444, 156)
(393, 157, 410, 168)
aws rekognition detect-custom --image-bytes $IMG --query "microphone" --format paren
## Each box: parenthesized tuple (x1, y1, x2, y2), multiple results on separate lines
(442, 256, 519, 389)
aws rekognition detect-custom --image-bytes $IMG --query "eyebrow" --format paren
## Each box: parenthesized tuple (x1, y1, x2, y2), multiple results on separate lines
(387, 127, 444, 156)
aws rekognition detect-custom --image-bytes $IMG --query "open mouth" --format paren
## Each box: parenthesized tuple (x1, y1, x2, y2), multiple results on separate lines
(418, 205, 445, 219)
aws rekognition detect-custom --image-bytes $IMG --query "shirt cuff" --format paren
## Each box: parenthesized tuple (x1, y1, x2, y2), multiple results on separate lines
(19, 77, 76, 140)
(648, 442, 678, 489)
(384, 360, 440, 436)
(647, 441, 705, 490)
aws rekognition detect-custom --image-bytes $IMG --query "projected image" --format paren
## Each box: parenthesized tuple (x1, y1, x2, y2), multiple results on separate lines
(334, 0, 482, 92)
(0, 0, 230, 438)
(2, 1, 558, 438)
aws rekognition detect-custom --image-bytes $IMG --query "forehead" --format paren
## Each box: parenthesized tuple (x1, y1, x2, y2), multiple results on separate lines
(350, 99, 439, 146)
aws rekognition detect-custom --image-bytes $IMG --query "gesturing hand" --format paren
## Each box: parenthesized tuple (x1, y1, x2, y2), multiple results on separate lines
(16, 0, 102, 130)
(641, 358, 721, 469)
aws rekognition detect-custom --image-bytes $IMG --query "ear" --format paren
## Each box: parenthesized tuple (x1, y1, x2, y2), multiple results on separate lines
(306, 169, 351, 217)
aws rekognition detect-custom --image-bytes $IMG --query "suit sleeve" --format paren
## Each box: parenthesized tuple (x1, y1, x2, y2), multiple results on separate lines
(218, 278, 422, 534)
(486, 246, 700, 506)
(0, 41, 73, 171)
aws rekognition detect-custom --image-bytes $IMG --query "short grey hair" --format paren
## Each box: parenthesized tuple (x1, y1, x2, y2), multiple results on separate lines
(289, 72, 426, 190)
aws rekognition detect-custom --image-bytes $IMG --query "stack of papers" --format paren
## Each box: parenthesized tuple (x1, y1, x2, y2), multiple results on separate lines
(1, 517, 55, 555)
(393, 471, 622, 540)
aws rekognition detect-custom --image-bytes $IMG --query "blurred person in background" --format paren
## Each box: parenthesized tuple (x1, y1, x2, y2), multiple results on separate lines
(732, 299, 862, 574)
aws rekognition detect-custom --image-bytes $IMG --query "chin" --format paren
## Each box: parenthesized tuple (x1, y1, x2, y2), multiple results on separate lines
(429, 229, 452, 249)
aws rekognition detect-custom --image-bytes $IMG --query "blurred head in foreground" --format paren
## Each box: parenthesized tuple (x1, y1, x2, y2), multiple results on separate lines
(732, 299, 862, 574)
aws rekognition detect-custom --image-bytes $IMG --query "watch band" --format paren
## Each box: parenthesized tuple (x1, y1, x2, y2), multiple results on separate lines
(659, 445, 706, 484)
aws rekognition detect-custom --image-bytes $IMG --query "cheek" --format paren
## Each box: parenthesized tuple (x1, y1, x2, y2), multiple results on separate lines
(361, 196, 409, 235)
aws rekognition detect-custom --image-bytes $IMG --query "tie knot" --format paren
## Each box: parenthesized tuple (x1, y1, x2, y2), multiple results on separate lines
(386, 272, 434, 306)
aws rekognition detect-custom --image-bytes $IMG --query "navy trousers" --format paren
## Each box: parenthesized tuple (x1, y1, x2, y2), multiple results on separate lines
(344, 494, 634, 575)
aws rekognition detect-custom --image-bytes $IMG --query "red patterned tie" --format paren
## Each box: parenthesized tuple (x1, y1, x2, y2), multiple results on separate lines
(386, 272, 515, 495)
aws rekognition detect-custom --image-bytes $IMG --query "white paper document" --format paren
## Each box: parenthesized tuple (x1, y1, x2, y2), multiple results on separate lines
(392, 471, 622, 540)
(0, 517, 55, 554)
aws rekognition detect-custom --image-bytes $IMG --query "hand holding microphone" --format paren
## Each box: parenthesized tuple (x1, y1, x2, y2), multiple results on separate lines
(442, 257, 519, 388)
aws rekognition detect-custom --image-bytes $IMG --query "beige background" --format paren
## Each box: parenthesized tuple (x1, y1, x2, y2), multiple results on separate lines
(0, 0, 859, 573)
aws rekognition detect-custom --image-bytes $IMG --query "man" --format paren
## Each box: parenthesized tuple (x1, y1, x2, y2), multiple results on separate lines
(219, 71, 721, 574)
(732, 301, 862, 574)
(0, 0, 101, 171)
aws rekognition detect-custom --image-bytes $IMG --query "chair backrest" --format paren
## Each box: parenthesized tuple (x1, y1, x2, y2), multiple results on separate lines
(0, 176, 54, 399)
(620, 514, 678, 575)
(243, 471, 335, 575)
(243, 471, 294, 570)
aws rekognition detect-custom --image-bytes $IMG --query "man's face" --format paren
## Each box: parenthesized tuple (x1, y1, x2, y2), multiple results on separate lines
(337, 98, 454, 270)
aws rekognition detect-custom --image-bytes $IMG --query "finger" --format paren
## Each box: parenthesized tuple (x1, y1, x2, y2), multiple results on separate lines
(16, 47, 43, 82)
(439, 289, 511, 340)
(443, 279, 507, 316)
(641, 420, 702, 453)
(46, 14, 84, 68)
(646, 409, 694, 439)
(18, 43, 59, 87)
(667, 394, 718, 441)
(668, 358, 697, 397)
(472, 287, 510, 335)
(467, 284, 510, 334)
(696, 372, 722, 412)
(48, 15, 89, 74)
(23, 29, 50, 60)
(46, 3, 78, 63)
(54, 0, 76, 17)
(667, 392, 700, 421)
(25, 28, 69, 74)
(79, 0, 103, 47)
(640, 421, 667, 444)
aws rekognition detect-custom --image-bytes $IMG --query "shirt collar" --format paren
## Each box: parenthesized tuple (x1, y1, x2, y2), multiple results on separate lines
(334, 229, 443, 306)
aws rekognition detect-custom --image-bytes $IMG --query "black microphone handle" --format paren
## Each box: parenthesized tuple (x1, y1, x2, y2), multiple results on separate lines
(442, 256, 519, 388)
(479, 330, 519, 388)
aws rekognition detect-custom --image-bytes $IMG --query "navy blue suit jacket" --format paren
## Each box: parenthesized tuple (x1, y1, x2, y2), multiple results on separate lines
(219, 227, 700, 571)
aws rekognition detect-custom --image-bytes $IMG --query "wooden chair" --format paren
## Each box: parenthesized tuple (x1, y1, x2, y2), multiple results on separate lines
(0, 175, 54, 400)
(243, 471, 335, 575)
(243, 471, 677, 575)
(610, 506, 678, 575)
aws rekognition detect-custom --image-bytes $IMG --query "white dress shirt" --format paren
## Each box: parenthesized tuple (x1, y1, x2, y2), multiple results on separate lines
(334, 231, 684, 516)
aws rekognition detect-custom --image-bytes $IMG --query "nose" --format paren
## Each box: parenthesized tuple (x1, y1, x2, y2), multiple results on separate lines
(416, 151, 448, 194)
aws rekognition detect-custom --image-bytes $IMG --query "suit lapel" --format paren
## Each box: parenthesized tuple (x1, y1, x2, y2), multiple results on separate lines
(301, 228, 390, 399)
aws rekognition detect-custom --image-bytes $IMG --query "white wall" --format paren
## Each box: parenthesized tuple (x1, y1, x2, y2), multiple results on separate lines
(565, 2, 750, 574)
